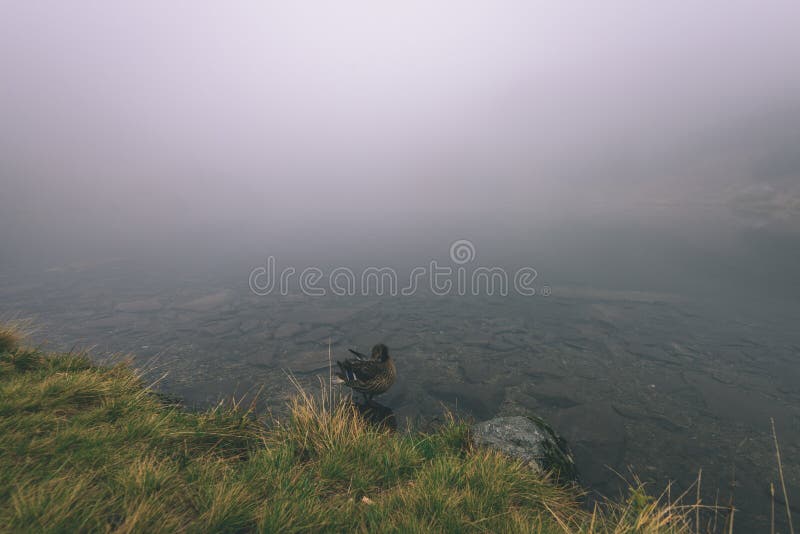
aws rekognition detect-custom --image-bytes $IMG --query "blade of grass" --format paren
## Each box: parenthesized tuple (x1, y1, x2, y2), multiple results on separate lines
(696, 468, 701, 534)
(771, 417, 794, 534)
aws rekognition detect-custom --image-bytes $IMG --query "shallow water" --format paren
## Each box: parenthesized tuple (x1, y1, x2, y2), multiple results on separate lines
(2, 259, 798, 531)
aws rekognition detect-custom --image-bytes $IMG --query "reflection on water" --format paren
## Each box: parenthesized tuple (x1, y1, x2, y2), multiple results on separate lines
(1, 260, 798, 531)
(354, 401, 397, 432)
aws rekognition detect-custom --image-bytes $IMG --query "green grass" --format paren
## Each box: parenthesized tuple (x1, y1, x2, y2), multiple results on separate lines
(0, 325, 698, 533)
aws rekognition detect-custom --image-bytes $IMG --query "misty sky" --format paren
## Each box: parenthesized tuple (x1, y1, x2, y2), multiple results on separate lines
(1, 2, 800, 267)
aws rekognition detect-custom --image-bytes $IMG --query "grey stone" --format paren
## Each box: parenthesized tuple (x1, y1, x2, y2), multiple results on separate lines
(471, 415, 577, 482)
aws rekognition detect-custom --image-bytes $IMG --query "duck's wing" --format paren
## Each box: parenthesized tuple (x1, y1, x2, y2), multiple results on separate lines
(336, 358, 384, 383)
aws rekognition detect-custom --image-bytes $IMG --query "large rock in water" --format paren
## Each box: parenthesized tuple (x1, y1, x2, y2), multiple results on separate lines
(471, 415, 578, 482)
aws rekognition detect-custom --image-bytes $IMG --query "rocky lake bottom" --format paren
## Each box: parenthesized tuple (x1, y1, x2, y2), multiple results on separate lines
(1, 261, 798, 531)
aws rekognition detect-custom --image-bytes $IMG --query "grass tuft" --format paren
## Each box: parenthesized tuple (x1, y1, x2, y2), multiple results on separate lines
(0, 320, 29, 354)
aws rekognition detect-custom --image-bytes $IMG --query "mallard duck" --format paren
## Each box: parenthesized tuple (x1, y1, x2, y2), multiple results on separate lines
(335, 344, 396, 404)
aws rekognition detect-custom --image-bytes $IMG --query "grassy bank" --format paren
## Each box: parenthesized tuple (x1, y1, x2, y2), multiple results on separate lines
(0, 325, 695, 533)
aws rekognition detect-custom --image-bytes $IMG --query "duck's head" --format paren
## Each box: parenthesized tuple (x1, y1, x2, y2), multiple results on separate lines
(371, 343, 390, 362)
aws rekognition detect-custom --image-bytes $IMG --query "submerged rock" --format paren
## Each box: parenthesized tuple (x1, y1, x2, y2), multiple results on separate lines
(471, 415, 578, 482)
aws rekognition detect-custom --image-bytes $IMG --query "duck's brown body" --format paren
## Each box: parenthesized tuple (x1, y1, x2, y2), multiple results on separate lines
(335, 344, 396, 403)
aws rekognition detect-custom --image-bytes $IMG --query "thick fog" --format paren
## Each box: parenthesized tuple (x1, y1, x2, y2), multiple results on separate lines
(1, 2, 799, 297)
